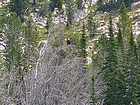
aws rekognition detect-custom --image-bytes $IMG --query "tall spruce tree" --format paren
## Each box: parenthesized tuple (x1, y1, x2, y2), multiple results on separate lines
(124, 0, 131, 7)
(4, 13, 24, 102)
(119, 3, 139, 104)
(90, 75, 97, 105)
(116, 25, 128, 105)
(126, 31, 139, 105)
(87, 12, 96, 38)
(91, 33, 109, 104)
(79, 22, 87, 58)
(9, 0, 30, 21)
(46, 11, 52, 34)
(77, 0, 83, 9)
(23, 18, 39, 72)
(119, 2, 131, 42)
(103, 17, 118, 105)
(65, 0, 74, 28)
(137, 35, 140, 104)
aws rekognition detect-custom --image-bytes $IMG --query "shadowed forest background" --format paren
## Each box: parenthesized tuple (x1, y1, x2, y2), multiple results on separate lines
(0, 0, 140, 105)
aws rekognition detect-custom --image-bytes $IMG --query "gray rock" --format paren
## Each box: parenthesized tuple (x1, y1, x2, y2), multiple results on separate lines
(131, 1, 140, 10)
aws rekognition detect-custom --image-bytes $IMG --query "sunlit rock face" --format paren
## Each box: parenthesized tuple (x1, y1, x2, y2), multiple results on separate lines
(73, 9, 88, 22)
(131, 1, 140, 10)
(53, 0, 98, 24)
(86, 56, 92, 64)
(0, 0, 10, 8)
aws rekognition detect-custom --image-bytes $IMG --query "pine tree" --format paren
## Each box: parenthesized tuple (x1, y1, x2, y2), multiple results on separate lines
(119, 2, 131, 42)
(77, 0, 83, 9)
(97, 0, 104, 8)
(49, 0, 58, 11)
(23, 18, 39, 71)
(65, 0, 74, 28)
(4, 13, 24, 101)
(126, 31, 139, 105)
(137, 35, 140, 104)
(91, 34, 109, 105)
(124, 0, 131, 7)
(103, 17, 118, 105)
(90, 75, 97, 105)
(115, 25, 128, 105)
(79, 22, 87, 58)
(87, 12, 96, 38)
(9, 0, 30, 21)
(32, 0, 36, 5)
(58, 0, 62, 11)
(46, 11, 52, 34)
(119, 3, 139, 104)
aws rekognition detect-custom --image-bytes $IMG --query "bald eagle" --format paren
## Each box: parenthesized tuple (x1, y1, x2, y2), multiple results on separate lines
(67, 38, 71, 45)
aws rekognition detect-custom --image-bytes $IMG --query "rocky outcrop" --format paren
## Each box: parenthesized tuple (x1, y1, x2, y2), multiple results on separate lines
(131, 1, 140, 10)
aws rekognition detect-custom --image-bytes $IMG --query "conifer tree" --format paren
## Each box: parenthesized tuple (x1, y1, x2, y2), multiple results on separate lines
(87, 12, 96, 38)
(119, 2, 131, 42)
(9, 0, 30, 21)
(126, 31, 139, 105)
(91, 34, 108, 105)
(97, 0, 104, 8)
(116, 25, 128, 105)
(137, 35, 140, 104)
(103, 17, 118, 105)
(4, 13, 24, 101)
(23, 18, 39, 71)
(65, 0, 74, 28)
(49, 0, 58, 11)
(79, 22, 87, 58)
(90, 75, 97, 105)
(119, 2, 139, 104)
(33, 0, 36, 5)
(77, 0, 83, 9)
(46, 11, 52, 34)
(124, 0, 131, 7)
(58, 0, 62, 11)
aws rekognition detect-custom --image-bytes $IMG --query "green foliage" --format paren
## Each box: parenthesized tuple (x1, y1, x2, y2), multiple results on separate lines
(3, 13, 24, 96)
(119, 3, 139, 104)
(9, 0, 30, 21)
(24, 19, 38, 47)
(137, 35, 140, 103)
(97, 0, 104, 7)
(4, 12, 23, 72)
(65, 0, 74, 28)
(2, 12, 39, 100)
(58, 0, 63, 11)
(46, 11, 52, 34)
(68, 32, 81, 47)
(92, 33, 109, 71)
(91, 33, 109, 105)
(102, 17, 118, 105)
(123, 0, 131, 7)
(77, 0, 83, 9)
(115, 25, 128, 105)
(23, 18, 39, 71)
(119, 2, 131, 40)
(79, 23, 87, 58)
(125, 31, 139, 105)
(90, 75, 97, 105)
(87, 12, 96, 38)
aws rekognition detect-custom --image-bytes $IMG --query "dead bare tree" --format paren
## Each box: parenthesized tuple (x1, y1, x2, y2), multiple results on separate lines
(24, 40, 91, 105)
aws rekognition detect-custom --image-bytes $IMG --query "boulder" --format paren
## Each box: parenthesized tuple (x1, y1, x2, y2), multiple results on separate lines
(131, 1, 140, 10)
